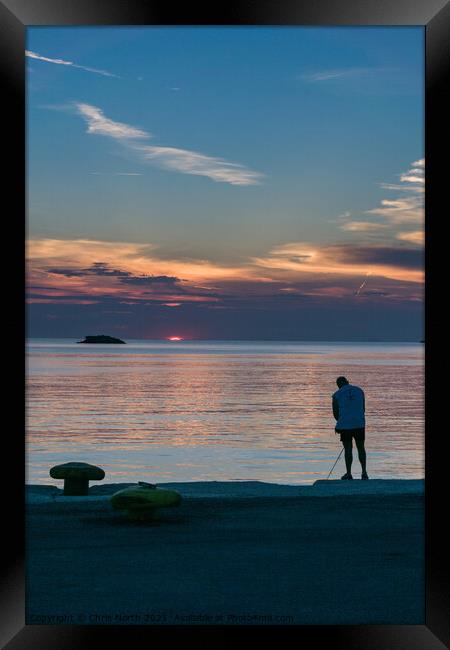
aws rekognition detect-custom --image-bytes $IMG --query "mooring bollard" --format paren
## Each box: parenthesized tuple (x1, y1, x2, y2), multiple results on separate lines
(49, 462, 105, 495)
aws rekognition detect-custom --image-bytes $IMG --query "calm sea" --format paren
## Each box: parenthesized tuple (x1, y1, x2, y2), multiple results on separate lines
(26, 339, 424, 485)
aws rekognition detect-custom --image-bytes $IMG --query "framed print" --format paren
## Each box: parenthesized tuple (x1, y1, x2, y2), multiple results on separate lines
(1, 0, 448, 647)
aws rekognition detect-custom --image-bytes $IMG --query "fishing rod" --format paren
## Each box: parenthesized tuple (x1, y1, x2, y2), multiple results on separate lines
(326, 448, 344, 480)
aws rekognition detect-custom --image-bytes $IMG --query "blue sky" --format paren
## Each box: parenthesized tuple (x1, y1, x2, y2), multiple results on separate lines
(26, 27, 424, 340)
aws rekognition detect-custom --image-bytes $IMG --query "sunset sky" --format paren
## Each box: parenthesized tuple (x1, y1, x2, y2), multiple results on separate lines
(27, 26, 424, 340)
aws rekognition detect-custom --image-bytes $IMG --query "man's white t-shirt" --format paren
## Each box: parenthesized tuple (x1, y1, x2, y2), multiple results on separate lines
(332, 384, 365, 430)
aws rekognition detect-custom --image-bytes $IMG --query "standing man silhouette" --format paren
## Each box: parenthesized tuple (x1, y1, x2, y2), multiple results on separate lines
(332, 376, 369, 480)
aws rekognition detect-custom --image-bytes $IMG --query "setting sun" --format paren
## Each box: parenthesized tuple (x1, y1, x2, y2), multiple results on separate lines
(167, 336, 183, 341)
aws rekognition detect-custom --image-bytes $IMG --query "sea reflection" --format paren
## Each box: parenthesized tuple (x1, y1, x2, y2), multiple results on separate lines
(26, 340, 424, 484)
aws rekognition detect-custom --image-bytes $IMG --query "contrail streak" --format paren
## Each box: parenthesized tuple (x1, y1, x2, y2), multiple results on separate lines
(26, 50, 118, 78)
(355, 271, 372, 296)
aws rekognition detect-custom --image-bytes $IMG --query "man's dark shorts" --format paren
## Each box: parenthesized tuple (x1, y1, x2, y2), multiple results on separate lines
(336, 427, 365, 443)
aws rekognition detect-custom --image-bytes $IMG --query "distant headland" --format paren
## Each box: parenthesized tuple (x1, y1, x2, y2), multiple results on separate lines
(77, 335, 126, 344)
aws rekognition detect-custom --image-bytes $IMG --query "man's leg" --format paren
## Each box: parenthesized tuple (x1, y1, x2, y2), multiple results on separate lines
(355, 439, 367, 474)
(343, 438, 353, 475)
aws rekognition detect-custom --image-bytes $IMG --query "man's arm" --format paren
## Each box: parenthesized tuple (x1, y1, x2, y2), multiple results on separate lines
(332, 397, 339, 421)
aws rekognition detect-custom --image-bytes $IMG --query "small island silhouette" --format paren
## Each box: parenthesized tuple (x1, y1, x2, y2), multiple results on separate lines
(77, 335, 126, 344)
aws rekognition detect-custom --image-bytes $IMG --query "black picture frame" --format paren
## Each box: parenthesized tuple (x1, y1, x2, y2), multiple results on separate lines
(2, 0, 448, 647)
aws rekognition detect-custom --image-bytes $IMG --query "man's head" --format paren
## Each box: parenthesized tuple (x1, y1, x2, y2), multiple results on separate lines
(336, 376, 349, 388)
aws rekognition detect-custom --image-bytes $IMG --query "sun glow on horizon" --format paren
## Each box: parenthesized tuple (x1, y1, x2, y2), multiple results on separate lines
(167, 336, 183, 341)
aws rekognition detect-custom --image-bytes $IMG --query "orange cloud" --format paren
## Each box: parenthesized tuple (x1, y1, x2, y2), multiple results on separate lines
(27, 236, 423, 308)
(251, 242, 423, 284)
(396, 231, 424, 245)
(27, 238, 250, 284)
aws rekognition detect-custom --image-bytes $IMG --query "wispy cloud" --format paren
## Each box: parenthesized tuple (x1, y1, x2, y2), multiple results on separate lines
(339, 159, 424, 243)
(73, 102, 263, 186)
(133, 144, 263, 186)
(76, 103, 148, 138)
(396, 231, 424, 245)
(26, 50, 118, 78)
(90, 172, 143, 176)
(365, 159, 424, 226)
(340, 221, 388, 233)
(366, 198, 422, 223)
(300, 67, 384, 82)
(399, 159, 425, 185)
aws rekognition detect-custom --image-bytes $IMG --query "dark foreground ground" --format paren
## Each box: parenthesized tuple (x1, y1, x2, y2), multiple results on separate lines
(26, 482, 424, 625)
